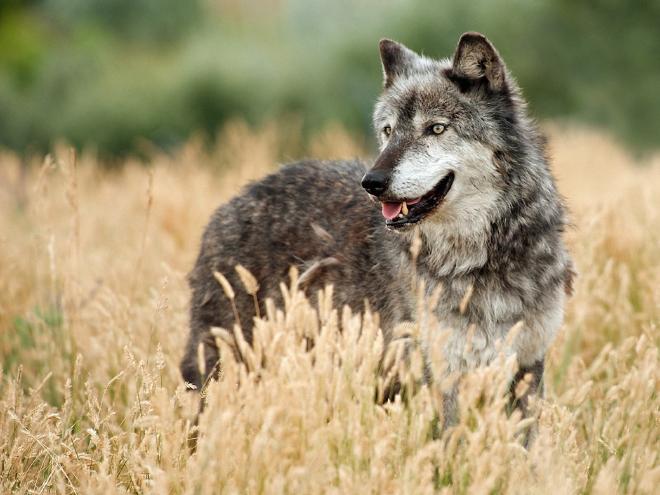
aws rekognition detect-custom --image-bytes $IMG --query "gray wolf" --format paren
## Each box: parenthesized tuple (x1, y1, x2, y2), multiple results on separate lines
(180, 32, 574, 426)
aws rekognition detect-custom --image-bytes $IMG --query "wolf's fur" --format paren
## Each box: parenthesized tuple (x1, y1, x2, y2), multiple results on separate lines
(180, 33, 573, 425)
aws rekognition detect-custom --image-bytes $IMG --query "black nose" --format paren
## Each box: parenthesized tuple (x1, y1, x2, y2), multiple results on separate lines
(361, 170, 389, 196)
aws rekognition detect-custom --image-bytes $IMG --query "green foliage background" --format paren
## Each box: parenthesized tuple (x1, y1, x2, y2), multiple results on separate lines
(1, 0, 659, 158)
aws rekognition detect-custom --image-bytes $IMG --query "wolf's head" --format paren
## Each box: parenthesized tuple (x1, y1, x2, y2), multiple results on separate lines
(363, 32, 543, 236)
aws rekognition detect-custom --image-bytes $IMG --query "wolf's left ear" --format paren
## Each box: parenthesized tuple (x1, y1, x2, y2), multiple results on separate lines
(450, 32, 506, 92)
(379, 39, 419, 88)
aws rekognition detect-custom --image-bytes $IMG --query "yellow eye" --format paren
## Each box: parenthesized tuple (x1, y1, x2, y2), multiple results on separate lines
(383, 125, 392, 137)
(431, 123, 447, 135)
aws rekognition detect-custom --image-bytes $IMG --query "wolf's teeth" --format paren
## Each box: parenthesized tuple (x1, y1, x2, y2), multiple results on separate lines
(398, 213, 404, 218)
(401, 202, 408, 215)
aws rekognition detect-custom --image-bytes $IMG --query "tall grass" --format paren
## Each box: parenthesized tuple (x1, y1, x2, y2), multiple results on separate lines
(0, 123, 658, 493)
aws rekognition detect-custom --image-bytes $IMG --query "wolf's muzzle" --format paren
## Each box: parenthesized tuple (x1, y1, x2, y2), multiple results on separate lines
(361, 170, 389, 196)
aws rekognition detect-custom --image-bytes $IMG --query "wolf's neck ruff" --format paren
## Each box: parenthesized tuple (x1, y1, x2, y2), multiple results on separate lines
(415, 219, 491, 279)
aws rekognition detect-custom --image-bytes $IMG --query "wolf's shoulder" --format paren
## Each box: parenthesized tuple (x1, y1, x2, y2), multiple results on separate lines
(246, 159, 367, 197)
(205, 158, 373, 239)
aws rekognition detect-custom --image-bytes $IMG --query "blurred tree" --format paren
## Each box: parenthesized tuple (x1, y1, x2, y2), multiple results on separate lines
(41, 0, 203, 43)
(0, 0, 658, 159)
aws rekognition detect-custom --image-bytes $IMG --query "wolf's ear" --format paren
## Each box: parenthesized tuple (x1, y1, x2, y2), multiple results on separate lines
(450, 32, 506, 92)
(379, 39, 419, 88)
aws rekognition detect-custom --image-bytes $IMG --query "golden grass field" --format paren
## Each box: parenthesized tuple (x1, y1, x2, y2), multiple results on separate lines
(0, 122, 658, 494)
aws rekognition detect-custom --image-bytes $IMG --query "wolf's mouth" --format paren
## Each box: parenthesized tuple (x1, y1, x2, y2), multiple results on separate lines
(380, 171, 455, 229)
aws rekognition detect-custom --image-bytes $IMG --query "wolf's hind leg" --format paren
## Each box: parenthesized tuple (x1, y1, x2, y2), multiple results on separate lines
(180, 321, 221, 392)
(180, 322, 221, 452)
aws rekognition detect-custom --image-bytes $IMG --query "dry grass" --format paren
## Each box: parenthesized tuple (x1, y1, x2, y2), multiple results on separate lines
(0, 122, 658, 494)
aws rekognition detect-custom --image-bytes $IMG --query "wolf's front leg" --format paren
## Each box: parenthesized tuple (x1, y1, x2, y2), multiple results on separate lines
(508, 359, 545, 447)
(377, 331, 432, 404)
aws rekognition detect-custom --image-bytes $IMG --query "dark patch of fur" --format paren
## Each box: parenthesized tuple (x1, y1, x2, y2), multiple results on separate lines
(509, 360, 545, 413)
(564, 263, 576, 296)
(370, 135, 410, 175)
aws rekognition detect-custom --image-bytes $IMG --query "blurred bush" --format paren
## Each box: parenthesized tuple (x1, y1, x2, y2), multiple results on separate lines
(0, 0, 659, 158)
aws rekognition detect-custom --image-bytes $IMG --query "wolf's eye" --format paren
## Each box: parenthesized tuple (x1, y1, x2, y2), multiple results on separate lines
(382, 125, 392, 137)
(429, 123, 448, 135)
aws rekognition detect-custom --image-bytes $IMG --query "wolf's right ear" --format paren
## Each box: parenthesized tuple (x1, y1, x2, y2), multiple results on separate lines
(450, 32, 506, 92)
(379, 39, 419, 88)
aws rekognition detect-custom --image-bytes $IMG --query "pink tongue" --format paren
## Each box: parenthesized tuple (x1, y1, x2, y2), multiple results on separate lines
(381, 202, 402, 220)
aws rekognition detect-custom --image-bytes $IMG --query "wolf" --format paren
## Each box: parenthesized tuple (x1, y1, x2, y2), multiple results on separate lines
(180, 32, 574, 426)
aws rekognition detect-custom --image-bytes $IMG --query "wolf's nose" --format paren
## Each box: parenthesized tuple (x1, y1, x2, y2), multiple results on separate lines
(361, 171, 389, 196)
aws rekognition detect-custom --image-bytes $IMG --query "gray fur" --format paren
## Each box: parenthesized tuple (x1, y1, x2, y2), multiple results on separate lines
(180, 33, 574, 424)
